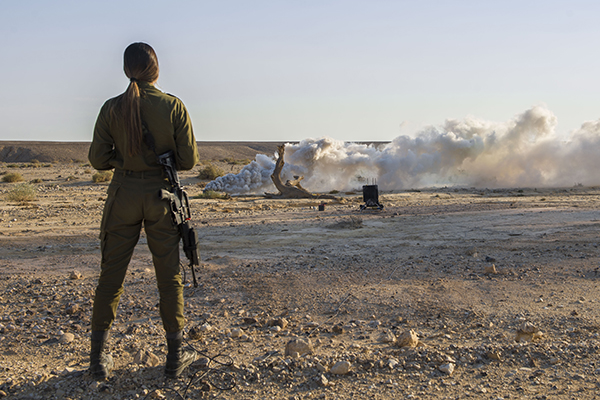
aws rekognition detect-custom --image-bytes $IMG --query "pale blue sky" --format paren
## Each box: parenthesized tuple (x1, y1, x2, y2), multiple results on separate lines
(1, 0, 599, 142)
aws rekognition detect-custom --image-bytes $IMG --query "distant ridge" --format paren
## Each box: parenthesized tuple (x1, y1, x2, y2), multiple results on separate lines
(0, 141, 284, 163)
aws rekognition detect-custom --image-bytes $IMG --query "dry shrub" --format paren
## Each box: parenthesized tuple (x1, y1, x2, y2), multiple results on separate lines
(2, 173, 24, 183)
(7, 183, 36, 203)
(197, 163, 225, 180)
(92, 171, 113, 183)
(30, 178, 43, 184)
(196, 190, 230, 200)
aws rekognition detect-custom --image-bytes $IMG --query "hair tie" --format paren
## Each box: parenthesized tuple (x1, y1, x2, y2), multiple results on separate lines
(130, 77, 138, 83)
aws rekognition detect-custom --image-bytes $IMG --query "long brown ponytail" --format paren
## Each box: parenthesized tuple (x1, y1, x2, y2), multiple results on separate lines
(121, 43, 159, 156)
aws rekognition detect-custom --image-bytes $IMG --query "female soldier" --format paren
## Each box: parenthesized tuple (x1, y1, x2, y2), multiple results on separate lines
(88, 42, 199, 380)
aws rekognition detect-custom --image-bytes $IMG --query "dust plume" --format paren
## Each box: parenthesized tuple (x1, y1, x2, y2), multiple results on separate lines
(205, 106, 600, 194)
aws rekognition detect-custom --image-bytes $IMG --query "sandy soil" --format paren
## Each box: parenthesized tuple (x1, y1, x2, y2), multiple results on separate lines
(1, 160, 600, 399)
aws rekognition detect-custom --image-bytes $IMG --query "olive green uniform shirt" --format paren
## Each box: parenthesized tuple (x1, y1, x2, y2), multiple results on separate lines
(89, 82, 199, 171)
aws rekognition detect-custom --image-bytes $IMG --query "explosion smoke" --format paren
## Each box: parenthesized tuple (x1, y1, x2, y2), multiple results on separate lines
(205, 106, 600, 194)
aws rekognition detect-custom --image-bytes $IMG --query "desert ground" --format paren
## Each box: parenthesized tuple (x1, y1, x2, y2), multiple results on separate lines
(1, 142, 600, 399)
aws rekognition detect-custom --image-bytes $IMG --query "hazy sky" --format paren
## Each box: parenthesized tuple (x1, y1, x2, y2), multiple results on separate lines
(1, 0, 599, 142)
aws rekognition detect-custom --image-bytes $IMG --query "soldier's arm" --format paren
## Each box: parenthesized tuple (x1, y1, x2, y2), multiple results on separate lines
(172, 100, 199, 171)
(89, 103, 116, 170)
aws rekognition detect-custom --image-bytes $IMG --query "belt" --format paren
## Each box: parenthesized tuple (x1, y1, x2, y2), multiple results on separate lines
(114, 169, 164, 179)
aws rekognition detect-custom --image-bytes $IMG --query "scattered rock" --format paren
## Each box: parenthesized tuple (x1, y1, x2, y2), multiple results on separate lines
(133, 350, 161, 367)
(59, 332, 75, 343)
(267, 318, 288, 329)
(285, 338, 313, 357)
(378, 331, 396, 344)
(515, 322, 544, 342)
(330, 361, 351, 375)
(69, 270, 82, 280)
(396, 329, 419, 347)
(229, 328, 243, 338)
(188, 325, 203, 340)
(317, 374, 329, 386)
(439, 363, 455, 375)
(316, 362, 328, 373)
(484, 264, 498, 274)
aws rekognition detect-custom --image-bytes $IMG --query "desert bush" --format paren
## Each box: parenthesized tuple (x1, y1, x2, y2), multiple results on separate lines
(66, 175, 78, 181)
(92, 171, 113, 183)
(196, 190, 230, 200)
(2, 173, 24, 183)
(84, 169, 92, 174)
(30, 178, 43, 184)
(6, 183, 36, 203)
(6, 164, 18, 168)
(221, 157, 251, 165)
(197, 163, 225, 180)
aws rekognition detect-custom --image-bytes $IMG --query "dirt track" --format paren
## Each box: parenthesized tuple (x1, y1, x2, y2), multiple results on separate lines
(1, 161, 600, 399)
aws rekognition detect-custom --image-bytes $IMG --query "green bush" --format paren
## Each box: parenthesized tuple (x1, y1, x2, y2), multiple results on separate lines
(2, 173, 24, 183)
(92, 171, 113, 183)
(6, 183, 36, 203)
(197, 164, 225, 180)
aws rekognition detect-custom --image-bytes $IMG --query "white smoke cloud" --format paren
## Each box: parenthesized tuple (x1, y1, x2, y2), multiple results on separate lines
(205, 105, 600, 193)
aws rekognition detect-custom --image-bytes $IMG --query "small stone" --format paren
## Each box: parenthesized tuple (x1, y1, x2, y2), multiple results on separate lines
(368, 320, 381, 329)
(385, 358, 399, 369)
(188, 325, 203, 340)
(243, 317, 260, 325)
(229, 328, 243, 338)
(466, 247, 478, 257)
(69, 271, 83, 280)
(332, 324, 346, 334)
(65, 303, 80, 315)
(330, 361, 351, 375)
(134, 350, 161, 367)
(439, 363, 455, 375)
(316, 362, 328, 373)
(318, 374, 329, 386)
(59, 333, 75, 343)
(268, 318, 288, 329)
(520, 322, 537, 333)
(378, 331, 396, 343)
(285, 338, 313, 357)
(515, 322, 543, 342)
(396, 329, 419, 347)
(484, 264, 498, 274)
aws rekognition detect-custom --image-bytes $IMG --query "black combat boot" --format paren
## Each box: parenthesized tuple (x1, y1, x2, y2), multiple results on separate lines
(165, 331, 196, 378)
(90, 330, 114, 380)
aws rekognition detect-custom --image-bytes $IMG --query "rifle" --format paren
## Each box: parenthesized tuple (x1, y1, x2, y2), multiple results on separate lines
(157, 150, 200, 287)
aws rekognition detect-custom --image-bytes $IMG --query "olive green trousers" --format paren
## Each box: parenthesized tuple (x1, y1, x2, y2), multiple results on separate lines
(91, 170, 184, 333)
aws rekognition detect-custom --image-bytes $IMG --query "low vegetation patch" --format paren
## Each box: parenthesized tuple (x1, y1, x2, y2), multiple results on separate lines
(6, 183, 36, 203)
(2, 173, 24, 183)
(92, 171, 113, 183)
(197, 163, 225, 180)
(195, 190, 230, 200)
(221, 157, 251, 165)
